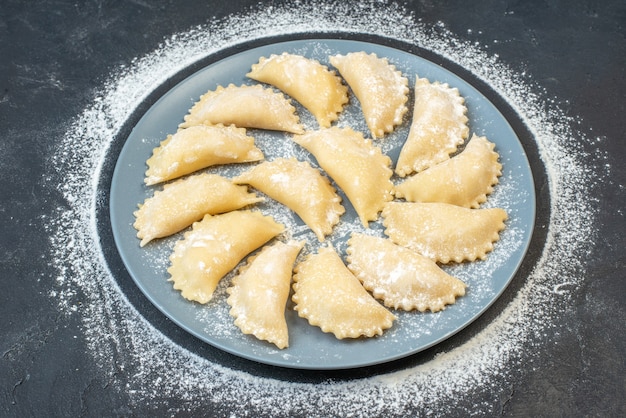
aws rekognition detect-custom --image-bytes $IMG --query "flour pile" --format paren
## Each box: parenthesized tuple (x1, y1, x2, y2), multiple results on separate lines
(46, 1, 605, 415)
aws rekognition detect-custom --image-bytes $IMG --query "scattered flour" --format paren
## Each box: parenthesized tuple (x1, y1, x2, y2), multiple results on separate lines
(45, 1, 607, 415)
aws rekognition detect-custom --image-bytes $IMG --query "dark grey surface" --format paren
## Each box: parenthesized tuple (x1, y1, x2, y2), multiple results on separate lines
(1, 0, 624, 416)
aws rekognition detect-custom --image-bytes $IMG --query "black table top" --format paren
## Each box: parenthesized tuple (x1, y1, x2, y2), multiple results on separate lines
(1, 1, 624, 416)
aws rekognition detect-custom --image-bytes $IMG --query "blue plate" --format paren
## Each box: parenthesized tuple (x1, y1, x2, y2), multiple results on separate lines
(110, 39, 535, 369)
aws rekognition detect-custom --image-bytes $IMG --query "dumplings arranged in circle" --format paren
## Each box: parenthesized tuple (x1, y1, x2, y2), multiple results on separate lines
(132, 50, 509, 349)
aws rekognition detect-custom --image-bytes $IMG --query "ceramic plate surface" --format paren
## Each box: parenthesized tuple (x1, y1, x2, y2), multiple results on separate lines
(110, 39, 535, 369)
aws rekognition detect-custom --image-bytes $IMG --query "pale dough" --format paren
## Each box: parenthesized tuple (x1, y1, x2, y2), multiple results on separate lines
(179, 84, 304, 133)
(134, 173, 263, 247)
(293, 127, 394, 227)
(168, 210, 284, 304)
(247, 53, 348, 128)
(292, 245, 396, 339)
(227, 240, 305, 349)
(396, 76, 469, 177)
(394, 134, 502, 208)
(382, 202, 507, 263)
(145, 124, 264, 185)
(329, 51, 408, 139)
(346, 233, 466, 312)
(233, 158, 345, 241)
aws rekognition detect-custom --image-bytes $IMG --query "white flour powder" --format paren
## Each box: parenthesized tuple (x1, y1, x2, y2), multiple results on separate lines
(45, 1, 607, 415)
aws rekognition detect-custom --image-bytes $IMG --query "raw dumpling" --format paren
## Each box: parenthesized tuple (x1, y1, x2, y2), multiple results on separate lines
(179, 84, 304, 134)
(394, 134, 502, 207)
(292, 245, 395, 339)
(382, 202, 507, 264)
(329, 52, 408, 139)
(396, 77, 469, 177)
(346, 233, 466, 312)
(292, 127, 394, 227)
(168, 210, 284, 304)
(134, 173, 263, 246)
(233, 158, 345, 241)
(247, 53, 349, 128)
(226, 240, 305, 349)
(144, 124, 264, 185)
